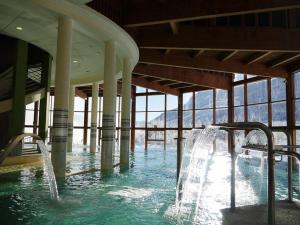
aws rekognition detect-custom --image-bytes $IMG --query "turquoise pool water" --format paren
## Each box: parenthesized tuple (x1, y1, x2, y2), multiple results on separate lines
(0, 147, 299, 225)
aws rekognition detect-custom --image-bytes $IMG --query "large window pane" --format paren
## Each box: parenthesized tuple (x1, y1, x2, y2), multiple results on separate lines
(234, 73, 244, 82)
(216, 89, 228, 108)
(234, 106, 244, 122)
(216, 108, 228, 123)
(135, 130, 145, 146)
(148, 95, 165, 111)
(294, 72, 300, 98)
(295, 100, 300, 126)
(148, 112, 164, 128)
(183, 93, 193, 110)
(74, 112, 84, 126)
(195, 90, 213, 109)
(271, 78, 286, 101)
(136, 96, 146, 111)
(234, 85, 244, 106)
(248, 80, 267, 104)
(135, 112, 145, 127)
(74, 97, 85, 111)
(167, 95, 178, 110)
(136, 86, 146, 93)
(248, 104, 268, 124)
(195, 109, 213, 126)
(183, 111, 193, 128)
(272, 102, 287, 126)
(166, 111, 178, 128)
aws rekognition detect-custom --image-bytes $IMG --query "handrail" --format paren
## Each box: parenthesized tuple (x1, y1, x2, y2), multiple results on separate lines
(0, 133, 42, 165)
(213, 122, 275, 225)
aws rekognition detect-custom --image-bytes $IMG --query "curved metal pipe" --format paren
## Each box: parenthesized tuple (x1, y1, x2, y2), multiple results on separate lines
(213, 122, 275, 225)
(0, 133, 42, 165)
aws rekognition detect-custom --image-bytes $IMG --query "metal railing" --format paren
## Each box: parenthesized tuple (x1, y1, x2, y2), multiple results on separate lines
(213, 122, 300, 225)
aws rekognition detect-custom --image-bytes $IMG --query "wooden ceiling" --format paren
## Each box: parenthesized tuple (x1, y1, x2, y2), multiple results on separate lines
(82, 0, 300, 96)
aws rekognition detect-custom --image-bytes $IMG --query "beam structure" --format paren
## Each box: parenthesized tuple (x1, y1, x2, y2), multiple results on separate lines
(133, 63, 232, 90)
(139, 49, 288, 78)
(132, 76, 179, 95)
(138, 26, 300, 52)
(243, 51, 273, 65)
(267, 53, 300, 68)
(124, 0, 300, 27)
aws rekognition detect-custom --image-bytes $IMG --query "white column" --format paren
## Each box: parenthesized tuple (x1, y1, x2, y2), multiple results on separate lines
(120, 58, 132, 168)
(101, 40, 117, 171)
(90, 82, 99, 153)
(67, 85, 75, 152)
(51, 16, 72, 179)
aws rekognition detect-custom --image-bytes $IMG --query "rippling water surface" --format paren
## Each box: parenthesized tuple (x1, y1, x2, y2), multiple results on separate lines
(0, 146, 299, 225)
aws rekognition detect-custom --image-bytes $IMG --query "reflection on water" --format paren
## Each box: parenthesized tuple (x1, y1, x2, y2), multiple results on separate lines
(0, 144, 299, 225)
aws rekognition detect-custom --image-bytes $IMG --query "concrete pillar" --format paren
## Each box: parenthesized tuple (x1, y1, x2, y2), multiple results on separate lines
(38, 53, 52, 142)
(67, 85, 75, 152)
(51, 16, 72, 180)
(101, 40, 117, 171)
(90, 82, 99, 153)
(120, 58, 132, 168)
(10, 40, 28, 156)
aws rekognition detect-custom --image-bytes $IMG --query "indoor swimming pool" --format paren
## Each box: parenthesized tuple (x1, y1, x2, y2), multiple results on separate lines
(0, 146, 299, 225)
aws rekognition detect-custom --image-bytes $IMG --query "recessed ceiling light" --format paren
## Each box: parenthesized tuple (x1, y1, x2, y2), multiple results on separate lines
(16, 26, 23, 31)
(73, 60, 78, 63)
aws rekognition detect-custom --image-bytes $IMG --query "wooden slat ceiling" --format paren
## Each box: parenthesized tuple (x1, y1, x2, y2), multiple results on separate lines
(73, 0, 300, 96)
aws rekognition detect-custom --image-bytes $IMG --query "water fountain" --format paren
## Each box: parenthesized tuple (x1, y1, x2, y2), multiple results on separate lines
(36, 140, 60, 201)
(0, 134, 60, 201)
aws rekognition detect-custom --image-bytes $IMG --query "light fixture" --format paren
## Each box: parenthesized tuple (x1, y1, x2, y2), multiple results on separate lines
(16, 26, 23, 31)
(73, 60, 78, 63)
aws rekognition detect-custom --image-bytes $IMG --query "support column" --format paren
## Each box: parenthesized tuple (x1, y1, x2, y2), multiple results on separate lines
(131, 86, 136, 151)
(90, 82, 99, 153)
(10, 39, 28, 155)
(83, 98, 89, 145)
(120, 58, 132, 168)
(38, 53, 52, 142)
(51, 16, 72, 180)
(101, 41, 117, 171)
(67, 85, 75, 152)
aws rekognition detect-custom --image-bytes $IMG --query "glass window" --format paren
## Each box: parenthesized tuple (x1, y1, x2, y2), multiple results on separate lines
(74, 97, 85, 111)
(135, 112, 146, 127)
(135, 130, 145, 146)
(166, 111, 178, 128)
(183, 111, 193, 128)
(136, 96, 146, 111)
(167, 95, 178, 110)
(295, 100, 300, 126)
(248, 104, 268, 124)
(147, 112, 164, 128)
(247, 80, 268, 104)
(234, 73, 244, 82)
(294, 72, 300, 98)
(73, 112, 85, 126)
(216, 108, 228, 123)
(234, 85, 244, 106)
(136, 86, 146, 93)
(234, 106, 244, 122)
(216, 89, 228, 108)
(148, 95, 165, 111)
(272, 102, 287, 126)
(195, 90, 213, 109)
(195, 109, 213, 126)
(183, 93, 193, 110)
(271, 78, 286, 101)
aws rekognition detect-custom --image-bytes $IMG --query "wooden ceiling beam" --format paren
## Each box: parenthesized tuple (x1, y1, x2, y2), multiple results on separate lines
(138, 26, 300, 52)
(193, 49, 205, 58)
(180, 86, 211, 93)
(132, 76, 179, 95)
(219, 50, 239, 61)
(124, 0, 300, 27)
(243, 51, 273, 64)
(133, 64, 232, 90)
(139, 49, 288, 78)
(267, 53, 300, 68)
(170, 21, 179, 35)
